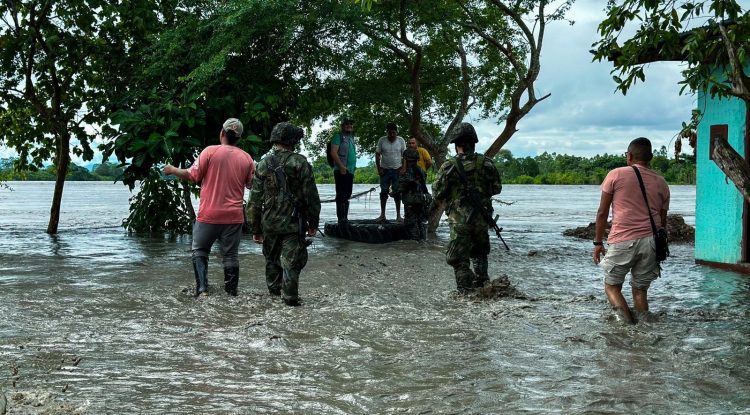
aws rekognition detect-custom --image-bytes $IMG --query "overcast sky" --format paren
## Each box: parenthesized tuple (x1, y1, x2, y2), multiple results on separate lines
(1, 0, 699, 165)
(472, 0, 696, 158)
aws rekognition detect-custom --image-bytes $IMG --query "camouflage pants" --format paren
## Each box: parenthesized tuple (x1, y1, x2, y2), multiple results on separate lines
(446, 223, 491, 292)
(262, 233, 309, 301)
(403, 204, 426, 240)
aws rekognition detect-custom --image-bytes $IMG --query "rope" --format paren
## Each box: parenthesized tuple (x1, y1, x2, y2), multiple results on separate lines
(320, 186, 377, 203)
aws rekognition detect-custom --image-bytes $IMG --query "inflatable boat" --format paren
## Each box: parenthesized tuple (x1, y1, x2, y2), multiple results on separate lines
(324, 219, 408, 244)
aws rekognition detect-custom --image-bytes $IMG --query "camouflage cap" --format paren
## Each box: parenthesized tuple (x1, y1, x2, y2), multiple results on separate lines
(270, 122, 304, 145)
(447, 122, 478, 144)
(403, 148, 420, 161)
(223, 118, 244, 137)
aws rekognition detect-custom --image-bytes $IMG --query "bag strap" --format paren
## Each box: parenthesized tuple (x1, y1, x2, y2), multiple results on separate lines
(268, 152, 299, 208)
(631, 166, 658, 236)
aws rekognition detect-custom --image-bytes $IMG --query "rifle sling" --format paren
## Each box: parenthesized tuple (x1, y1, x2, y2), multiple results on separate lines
(268, 153, 301, 212)
(452, 157, 486, 225)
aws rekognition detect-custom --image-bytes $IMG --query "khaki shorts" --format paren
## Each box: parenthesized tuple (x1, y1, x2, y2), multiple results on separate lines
(600, 235, 660, 289)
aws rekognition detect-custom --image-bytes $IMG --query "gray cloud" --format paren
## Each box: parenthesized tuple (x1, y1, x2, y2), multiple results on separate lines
(471, 0, 695, 158)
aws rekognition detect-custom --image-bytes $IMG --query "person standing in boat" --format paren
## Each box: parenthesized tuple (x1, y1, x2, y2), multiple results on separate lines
(432, 123, 502, 293)
(375, 122, 407, 223)
(248, 122, 320, 306)
(393, 148, 430, 240)
(330, 118, 357, 223)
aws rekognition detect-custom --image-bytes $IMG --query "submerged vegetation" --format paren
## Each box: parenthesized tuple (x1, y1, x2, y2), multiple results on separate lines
(311, 145, 696, 185)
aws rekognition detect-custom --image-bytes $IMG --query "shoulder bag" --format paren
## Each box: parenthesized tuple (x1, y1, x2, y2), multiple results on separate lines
(631, 166, 669, 261)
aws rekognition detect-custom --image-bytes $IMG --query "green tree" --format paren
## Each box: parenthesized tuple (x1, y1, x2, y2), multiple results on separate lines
(104, 0, 344, 233)
(66, 163, 97, 181)
(92, 161, 125, 181)
(592, 0, 750, 201)
(0, 0, 165, 233)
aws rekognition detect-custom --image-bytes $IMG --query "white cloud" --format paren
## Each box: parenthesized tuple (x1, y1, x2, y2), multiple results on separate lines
(471, 0, 695, 158)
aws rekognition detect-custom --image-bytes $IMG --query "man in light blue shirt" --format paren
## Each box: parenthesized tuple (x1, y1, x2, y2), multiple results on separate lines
(330, 118, 357, 223)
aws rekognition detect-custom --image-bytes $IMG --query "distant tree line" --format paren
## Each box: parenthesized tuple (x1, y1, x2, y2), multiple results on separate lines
(311, 145, 696, 186)
(494, 146, 696, 185)
(0, 159, 125, 182)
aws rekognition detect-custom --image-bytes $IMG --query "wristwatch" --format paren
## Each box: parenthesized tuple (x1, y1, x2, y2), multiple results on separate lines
(593, 241, 603, 246)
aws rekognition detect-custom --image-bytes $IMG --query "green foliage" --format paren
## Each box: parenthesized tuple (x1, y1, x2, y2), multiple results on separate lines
(311, 156, 335, 184)
(122, 171, 193, 235)
(301, 0, 532, 162)
(105, 0, 345, 233)
(0, 158, 126, 181)
(92, 162, 126, 182)
(493, 150, 695, 185)
(310, 150, 695, 185)
(591, 1, 749, 100)
(0, 0, 171, 232)
(353, 162, 380, 184)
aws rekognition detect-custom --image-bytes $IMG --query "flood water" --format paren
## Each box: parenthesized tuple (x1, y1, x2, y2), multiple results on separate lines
(0, 182, 748, 414)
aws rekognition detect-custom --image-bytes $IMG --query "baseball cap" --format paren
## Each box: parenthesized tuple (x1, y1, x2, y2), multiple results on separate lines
(223, 118, 244, 137)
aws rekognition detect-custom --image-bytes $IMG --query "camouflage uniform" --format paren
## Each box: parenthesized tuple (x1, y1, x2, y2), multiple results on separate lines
(393, 148, 430, 240)
(247, 123, 321, 305)
(433, 123, 502, 292)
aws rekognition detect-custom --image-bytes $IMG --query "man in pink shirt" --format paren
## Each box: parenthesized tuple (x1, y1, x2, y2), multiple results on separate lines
(164, 118, 255, 297)
(593, 137, 670, 323)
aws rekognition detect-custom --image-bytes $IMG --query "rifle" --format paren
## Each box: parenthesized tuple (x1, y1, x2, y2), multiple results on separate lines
(269, 154, 312, 247)
(452, 157, 510, 251)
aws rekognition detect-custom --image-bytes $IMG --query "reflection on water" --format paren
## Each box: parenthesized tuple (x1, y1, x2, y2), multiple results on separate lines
(0, 182, 748, 414)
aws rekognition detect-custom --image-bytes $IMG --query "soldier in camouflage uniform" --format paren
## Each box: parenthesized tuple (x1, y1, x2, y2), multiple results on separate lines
(247, 122, 321, 306)
(432, 123, 502, 293)
(393, 148, 430, 240)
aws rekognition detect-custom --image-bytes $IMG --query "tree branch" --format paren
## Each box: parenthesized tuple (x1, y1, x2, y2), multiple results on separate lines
(446, 37, 472, 136)
(717, 22, 750, 102)
(484, 1, 550, 158)
(712, 130, 750, 203)
(457, 1, 524, 76)
(487, 0, 537, 54)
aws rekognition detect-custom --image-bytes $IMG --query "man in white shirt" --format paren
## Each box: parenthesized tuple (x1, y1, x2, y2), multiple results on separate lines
(375, 122, 406, 223)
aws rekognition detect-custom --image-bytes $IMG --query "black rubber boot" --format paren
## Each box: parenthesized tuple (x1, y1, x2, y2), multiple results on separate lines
(192, 256, 209, 297)
(337, 201, 349, 223)
(282, 268, 300, 306)
(267, 275, 281, 296)
(223, 266, 239, 296)
(472, 256, 490, 289)
(454, 265, 476, 294)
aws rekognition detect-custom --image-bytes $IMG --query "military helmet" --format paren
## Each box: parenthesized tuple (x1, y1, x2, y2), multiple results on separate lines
(270, 122, 304, 145)
(403, 148, 420, 161)
(447, 122, 478, 144)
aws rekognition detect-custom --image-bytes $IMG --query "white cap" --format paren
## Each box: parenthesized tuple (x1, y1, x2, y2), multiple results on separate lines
(222, 118, 243, 137)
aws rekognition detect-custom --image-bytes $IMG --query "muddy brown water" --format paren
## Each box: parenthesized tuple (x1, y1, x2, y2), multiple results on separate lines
(0, 182, 748, 414)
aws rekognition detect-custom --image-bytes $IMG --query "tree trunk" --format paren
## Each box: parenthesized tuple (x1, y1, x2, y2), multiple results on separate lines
(427, 198, 446, 233)
(47, 133, 71, 234)
(183, 181, 196, 221)
(712, 134, 750, 203)
(427, 145, 449, 233)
